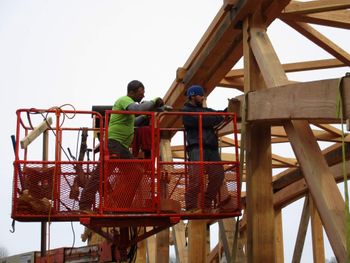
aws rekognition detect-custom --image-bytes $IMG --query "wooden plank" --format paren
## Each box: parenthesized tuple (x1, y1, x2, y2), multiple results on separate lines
(218, 220, 232, 262)
(291, 196, 310, 263)
(281, 10, 350, 29)
(274, 160, 349, 209)
(188, 220, 207, 263)
(284, 120, 346, 262)
(137, 228, 147, 263)
(249, 21, 289, 88)
(283, 20, 350, 65)
(224, 58, 346, 79)
(313, 124, 343, 137)
(156, 139, 171, 263)
(237, 226, 247, 263)
(244, 10, 275, 262)
(275, 209, 284, 263)
(207, 243, 220, 263)
(20, 117, 52, 149)
(223, 219, 234, 256)
(274, 178, 308, 209)
(162, 2, 241, 111)
(284, 0, 350, 15)
(246, 78, 350, 122)
(219, 77, 244, 90)
(172, 221, 188, 263)
(273, 142, 350, 193)
(310, 195, 325, 263)
(272, 154, 297, 167)
(161, 0, 292, 129)
(146, 227, 156, 263)
(221, 58, 346, 88)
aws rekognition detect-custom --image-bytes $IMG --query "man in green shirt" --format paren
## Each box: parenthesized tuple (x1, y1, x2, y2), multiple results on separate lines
(107, 80, 163, 158)
(80, 80, 164, 211)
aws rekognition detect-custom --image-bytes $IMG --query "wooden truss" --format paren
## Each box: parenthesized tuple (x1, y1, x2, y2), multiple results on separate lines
(132, 1, 350, 262)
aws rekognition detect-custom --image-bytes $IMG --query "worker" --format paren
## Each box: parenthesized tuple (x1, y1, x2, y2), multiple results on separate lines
(182, 85, 226, 212)
(79, 80, 164, 211)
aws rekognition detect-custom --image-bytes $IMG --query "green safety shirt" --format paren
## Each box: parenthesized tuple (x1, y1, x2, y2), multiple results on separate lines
(108, 95, 135, 148)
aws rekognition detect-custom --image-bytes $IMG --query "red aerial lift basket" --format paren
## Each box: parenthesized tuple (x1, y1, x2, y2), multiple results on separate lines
(12, 108, 241, 222)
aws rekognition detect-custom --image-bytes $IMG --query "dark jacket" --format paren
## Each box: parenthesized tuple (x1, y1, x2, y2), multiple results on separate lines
(182, 102, 224, 150)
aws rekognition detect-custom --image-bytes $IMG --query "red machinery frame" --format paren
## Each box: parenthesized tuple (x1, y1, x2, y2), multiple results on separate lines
(12, 108, 241, 260)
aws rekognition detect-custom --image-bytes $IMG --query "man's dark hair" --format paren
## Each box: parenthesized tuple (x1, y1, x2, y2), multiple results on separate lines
(127, 80, 144, 93)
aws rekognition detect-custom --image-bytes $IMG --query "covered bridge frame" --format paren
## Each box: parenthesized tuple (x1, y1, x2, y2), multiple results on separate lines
(154, 0, 350, 262)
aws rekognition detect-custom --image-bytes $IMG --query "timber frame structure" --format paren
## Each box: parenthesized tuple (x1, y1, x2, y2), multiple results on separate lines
(141, 1, 350, 263)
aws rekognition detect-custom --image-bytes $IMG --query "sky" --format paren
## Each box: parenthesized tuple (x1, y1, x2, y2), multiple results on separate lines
(0, 1, 349, 262)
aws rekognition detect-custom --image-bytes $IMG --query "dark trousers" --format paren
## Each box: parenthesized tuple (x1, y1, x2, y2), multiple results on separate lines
(185, 147, 225, 210)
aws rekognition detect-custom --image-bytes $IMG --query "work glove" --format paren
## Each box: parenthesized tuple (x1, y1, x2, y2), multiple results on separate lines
(152, 97, 165, 108)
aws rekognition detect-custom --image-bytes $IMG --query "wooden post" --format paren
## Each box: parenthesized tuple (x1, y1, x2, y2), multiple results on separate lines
(284, 120, 346, 262)
(172, 222, 188, 263)
(275, 209, 284, 263)
(156, 139, 171, 263)
(243, 10, 275, 262)
(146, 227, 156, 263)
(218, 219, 233, 262)
(292, 196, 310, 263)
(188, 220, 207, 263)
(310, 195, 325, 263)
(136, 227, 147, 263)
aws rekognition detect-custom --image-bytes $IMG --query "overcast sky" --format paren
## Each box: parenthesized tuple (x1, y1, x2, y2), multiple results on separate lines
(0, 1, 349, 261)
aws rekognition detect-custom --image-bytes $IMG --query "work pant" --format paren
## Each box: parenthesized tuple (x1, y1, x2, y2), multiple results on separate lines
(185, 147, 225, 210)
(79, 139, 135, 210)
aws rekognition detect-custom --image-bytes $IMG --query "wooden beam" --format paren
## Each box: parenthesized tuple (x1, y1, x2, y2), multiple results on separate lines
(219, 77, 244, 90)
(310, 195, 325, 263)
(161, 0, 292, 129)
(273, 142, 350, 192)
(224, 58, 346, 80)
(275, 209, 284, 263)
(218, 220, 232, 262)
(136, 228, 147, 263)
(156, 139, 171, 263)
(146, 227, 156, 263)
(172, 221, 188, 263)
(284, 0, 350, 15)
(188, 220, 207, 263)
(249, 25, 289, 88)
(280, 10, 350, 29)
(162, 2, 245, 112)
(20, 117, 52, 149)
(245, 78, 350, 122)
(283, 20, 350, 65)
(274, 159, 348, 208)
(272, 154, 297, 167)
(244, 9, 276, 262)
(284, 120, 346, 262)
(291, 196, 310, 263)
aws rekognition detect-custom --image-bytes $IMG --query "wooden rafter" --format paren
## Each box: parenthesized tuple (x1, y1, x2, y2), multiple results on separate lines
(224, 58, 346, 79)
(281, 10, 350, 29)
(283, 20, 350, 64)
(284, 120, 346, 261)
(284, 0, 350, 15)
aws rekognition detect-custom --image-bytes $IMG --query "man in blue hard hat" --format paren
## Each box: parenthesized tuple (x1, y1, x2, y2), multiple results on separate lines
(182, 85, 226, 212)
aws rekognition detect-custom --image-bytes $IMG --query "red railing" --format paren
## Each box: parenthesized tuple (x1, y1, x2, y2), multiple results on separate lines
(12, 109, 241, 221)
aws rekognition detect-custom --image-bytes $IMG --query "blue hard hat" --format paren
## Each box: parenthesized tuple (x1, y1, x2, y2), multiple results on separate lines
(186, 85, 205, 97)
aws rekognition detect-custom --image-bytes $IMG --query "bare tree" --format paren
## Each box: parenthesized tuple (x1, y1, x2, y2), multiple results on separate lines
(0, 247, 8, 259)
